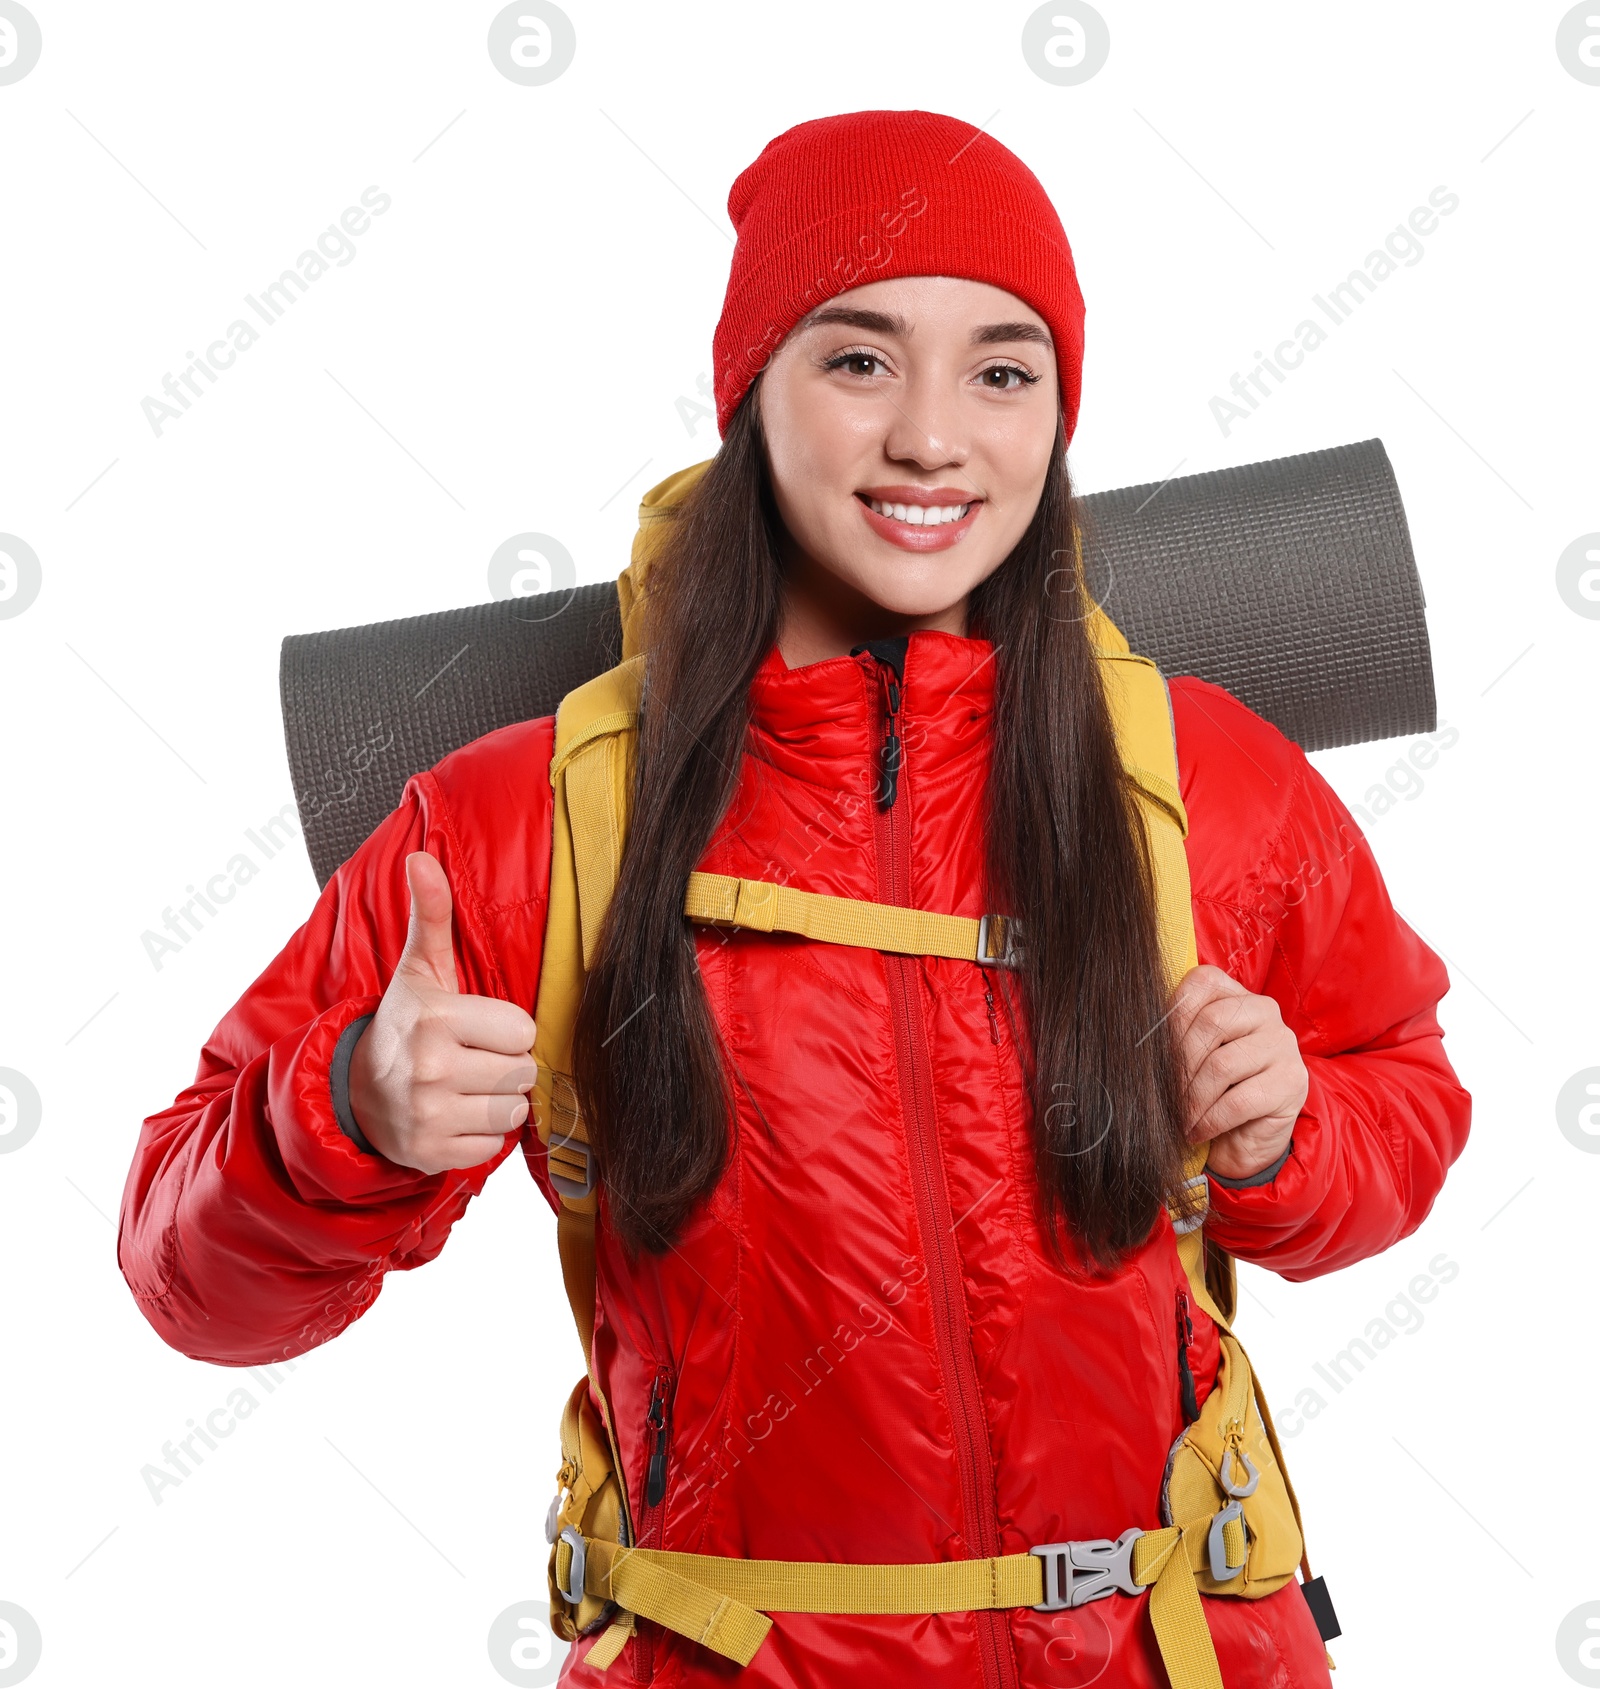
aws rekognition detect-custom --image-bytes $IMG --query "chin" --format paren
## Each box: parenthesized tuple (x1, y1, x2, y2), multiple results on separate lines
(848, 578, 978, 624)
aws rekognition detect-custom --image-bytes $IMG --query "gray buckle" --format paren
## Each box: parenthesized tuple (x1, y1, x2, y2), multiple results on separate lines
(1207, 1502, 1248, 1582)
(1031, 1527, 1144, 1610)
(556, 1524, 587, 1605)
(976, 913, 1023, 969)
(548, 1129, 597, 1201)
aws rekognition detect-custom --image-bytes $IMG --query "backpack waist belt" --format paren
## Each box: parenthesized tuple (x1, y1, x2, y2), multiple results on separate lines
(555, 1516, 1244, 1689)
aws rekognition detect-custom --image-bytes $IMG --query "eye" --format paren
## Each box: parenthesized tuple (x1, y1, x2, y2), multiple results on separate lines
(822, 347, 890, 380)
(977, 361, 1041, 392)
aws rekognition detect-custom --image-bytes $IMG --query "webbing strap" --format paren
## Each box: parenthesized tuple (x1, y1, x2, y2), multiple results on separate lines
(563, 1524, 1232, 1689)
(591, 1537, 1044, 1616)
(1135, 1527, 1227, 1689)
(684, 870, 1003, 964)
(568, 729, 627, 975)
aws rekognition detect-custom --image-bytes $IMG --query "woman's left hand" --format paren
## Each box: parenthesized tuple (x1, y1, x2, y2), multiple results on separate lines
(1167, 964, 1308, 1181)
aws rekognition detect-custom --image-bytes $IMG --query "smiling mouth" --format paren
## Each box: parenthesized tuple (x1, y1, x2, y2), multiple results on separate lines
(855, 493, 976, 527)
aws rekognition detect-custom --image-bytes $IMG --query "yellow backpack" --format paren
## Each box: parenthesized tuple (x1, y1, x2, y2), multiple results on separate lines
(530, 462, 1322, 1689)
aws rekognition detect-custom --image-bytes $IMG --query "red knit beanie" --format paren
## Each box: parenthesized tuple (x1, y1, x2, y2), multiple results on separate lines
(712, 109, 1087, 443)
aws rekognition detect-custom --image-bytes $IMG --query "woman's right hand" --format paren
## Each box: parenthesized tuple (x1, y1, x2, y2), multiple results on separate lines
(347, 850, 538, 1173)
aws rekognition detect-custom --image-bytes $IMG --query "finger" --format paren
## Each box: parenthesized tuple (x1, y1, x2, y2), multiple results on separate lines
(443, 1088, 532, 1139)
(1186, 1068, 1276, 1141)
(1177, 990, 1270, 1077)
(418, 1131, 514, 1173)
(1165, 964, 1247, 1048)
(432, 994, 538, 1056)
(1180, 1032, 1275, 1132)
(395, 852, 460, 995)
(438, 1048, 539, 1098)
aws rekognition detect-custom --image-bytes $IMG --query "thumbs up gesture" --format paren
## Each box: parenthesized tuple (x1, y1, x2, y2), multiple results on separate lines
(346, 851, 538, 1174)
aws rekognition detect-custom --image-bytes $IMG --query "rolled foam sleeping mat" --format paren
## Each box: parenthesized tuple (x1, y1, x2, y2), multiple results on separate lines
(280, 436, 1433, 890)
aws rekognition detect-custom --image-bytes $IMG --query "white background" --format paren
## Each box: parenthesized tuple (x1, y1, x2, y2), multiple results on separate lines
(2, 2, 1597, 1685)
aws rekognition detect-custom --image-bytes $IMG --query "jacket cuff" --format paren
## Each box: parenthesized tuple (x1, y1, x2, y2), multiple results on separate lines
(275, 995, 436, 1203)
(1200, 1059, 1341, 1243)
(329, 1013, 378, 1155)
(1208, 1138, 1293, 1189)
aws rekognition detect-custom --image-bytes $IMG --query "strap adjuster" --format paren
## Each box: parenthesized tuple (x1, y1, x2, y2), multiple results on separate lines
(976, 913, 1023, 969)
(1170, 1173, 1209, 1235)
(1207, 1502, 1248, 1582)
(556, 1525, 588, 1605)
(1030, 1527, 1144, 1610)
(548, 1128, 597, 1200)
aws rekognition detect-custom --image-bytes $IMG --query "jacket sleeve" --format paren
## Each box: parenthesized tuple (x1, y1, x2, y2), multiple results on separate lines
(117, 765, 537, 1367)
(1194, 728, 1472, 1279)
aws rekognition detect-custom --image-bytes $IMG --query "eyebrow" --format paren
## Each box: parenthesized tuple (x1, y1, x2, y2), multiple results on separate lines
(799, 304, 1053, 350)
(971, 320, 1053, 350)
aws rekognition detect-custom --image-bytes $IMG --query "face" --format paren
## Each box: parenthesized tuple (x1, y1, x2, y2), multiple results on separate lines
(757, 274, 1062, 658)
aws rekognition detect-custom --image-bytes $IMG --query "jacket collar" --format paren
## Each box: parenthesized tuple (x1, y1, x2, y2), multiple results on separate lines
(746, 628, 998, 794)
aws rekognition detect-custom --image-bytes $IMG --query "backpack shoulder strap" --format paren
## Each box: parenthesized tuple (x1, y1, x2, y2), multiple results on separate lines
(530, 654, 645, 1504)
(1092, 629, 1236, 1330)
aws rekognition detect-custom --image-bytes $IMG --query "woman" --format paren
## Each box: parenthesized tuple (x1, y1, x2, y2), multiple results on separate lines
(118, 111, 1470, 1688)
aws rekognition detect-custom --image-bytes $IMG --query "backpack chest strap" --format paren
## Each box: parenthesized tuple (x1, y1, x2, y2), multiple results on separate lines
(684, 870, 1022, 968)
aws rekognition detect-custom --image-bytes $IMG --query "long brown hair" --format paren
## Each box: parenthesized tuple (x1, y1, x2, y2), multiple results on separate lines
(570, 380, 1190, 1270)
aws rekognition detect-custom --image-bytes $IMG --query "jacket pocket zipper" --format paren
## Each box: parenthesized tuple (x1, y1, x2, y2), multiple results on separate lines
(631, 1363, 673, 1684)
(982, 976, 1001, 1045)
(1175, 1290, 1200, 1425)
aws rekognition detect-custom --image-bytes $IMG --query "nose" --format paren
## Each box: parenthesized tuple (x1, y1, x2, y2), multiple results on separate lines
(880, 370, 972, 477)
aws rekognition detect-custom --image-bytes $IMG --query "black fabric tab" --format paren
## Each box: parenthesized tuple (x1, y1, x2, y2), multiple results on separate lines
(1300, 1575, 1341, 1641)
(329, 1012, 379, 1155)
(849, 633, 908, 679)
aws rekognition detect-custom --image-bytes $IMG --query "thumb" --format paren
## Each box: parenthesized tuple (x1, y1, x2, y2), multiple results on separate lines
(396, 850, 459, 993)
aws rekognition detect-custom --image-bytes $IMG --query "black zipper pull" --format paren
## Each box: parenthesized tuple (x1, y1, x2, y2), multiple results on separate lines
(877, 669, 903, 810)
(983, 977, 1001, 1045)
(645, 1372, 670, 1507)
(1175, 1291, 1199, 1425)
(849, 635, 909, 812)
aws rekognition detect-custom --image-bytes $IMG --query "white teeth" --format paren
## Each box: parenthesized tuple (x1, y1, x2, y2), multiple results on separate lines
(868, 498, 972, 524)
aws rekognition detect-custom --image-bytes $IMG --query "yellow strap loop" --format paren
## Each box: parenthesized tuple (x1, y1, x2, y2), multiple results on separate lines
(584, 1540, 773, 1667)
(581, 1609, 634, 1670)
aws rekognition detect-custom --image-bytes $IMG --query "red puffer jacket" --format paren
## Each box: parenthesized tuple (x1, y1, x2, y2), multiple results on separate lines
(118, 629, 1470, 1689)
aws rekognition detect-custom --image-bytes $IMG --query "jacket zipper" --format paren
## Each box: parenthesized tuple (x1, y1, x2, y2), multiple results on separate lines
(983, 976, 1001, 1045)
(631, 1363, 673, 1684)
(860, 645, 1017, 1689)
(1175, 1290, 1200, 1425)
